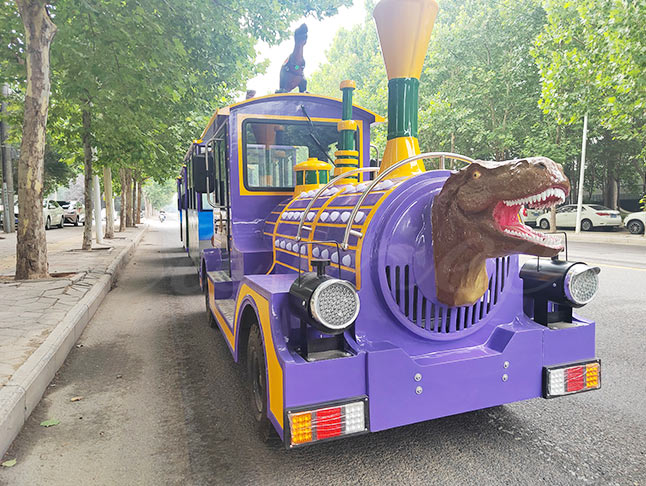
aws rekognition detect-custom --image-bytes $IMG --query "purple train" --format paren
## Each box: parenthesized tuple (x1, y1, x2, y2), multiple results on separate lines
(177, 0, 601, 448)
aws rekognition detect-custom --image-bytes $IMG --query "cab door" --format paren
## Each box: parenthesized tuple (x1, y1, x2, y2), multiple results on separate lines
(212, 126, 232, 277)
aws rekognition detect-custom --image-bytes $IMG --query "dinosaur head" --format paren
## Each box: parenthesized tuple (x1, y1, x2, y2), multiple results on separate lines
(431, 157, 570, 306)
(294, 23, 308, 45)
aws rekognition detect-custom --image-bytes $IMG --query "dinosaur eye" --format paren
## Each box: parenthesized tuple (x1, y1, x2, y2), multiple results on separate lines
(472, 170, 481, 179)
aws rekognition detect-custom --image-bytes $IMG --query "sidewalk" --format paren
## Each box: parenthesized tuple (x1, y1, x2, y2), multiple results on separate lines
(549, 229, 646, 247)
(0, 224, 148, 457)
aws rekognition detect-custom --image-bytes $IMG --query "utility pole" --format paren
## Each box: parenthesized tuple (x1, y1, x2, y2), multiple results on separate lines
(93, 174, 104, 245)
(575, 112, 588, 234)
(1, 83, 15, 233)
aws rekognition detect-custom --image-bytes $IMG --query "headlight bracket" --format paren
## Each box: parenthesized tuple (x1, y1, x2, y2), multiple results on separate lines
(520, 257, 600, 327)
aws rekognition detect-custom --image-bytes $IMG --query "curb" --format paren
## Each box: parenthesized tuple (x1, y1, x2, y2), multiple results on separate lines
(0, 225, 149, 458)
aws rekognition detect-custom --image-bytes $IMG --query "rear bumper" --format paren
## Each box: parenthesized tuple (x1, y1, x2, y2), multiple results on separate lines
(282, 315, 596, 434)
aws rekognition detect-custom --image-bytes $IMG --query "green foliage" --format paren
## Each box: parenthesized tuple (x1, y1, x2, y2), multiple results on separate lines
(534, 0, 646, 151)
(39, 418, 60, 427)
(0, 0, 351, 194)
(143, 179, 177, 210)
(44, 144, 75, 196)
(310, 0, 644, 207)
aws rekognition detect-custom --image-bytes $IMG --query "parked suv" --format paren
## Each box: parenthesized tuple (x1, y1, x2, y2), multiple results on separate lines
(624, 211, 645, 234)
(57, 200, 85, 226)
(536, 204, 622, 231)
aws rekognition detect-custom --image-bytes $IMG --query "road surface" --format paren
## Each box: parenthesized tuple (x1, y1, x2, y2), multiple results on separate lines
(1, 222, 644, 485)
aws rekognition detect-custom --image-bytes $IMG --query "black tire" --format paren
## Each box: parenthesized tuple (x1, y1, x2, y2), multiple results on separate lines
(539, 218, 550, 230)
(74, 216, 79, 227)
(581, 219, 593, 231)
(627, 219, 645, 235)
(58, 216, 64, 228)
(45, 216, 51, 230)
(247, 324, 273, 441)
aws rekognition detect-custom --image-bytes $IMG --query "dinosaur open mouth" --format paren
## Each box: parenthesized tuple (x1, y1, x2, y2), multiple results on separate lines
(493, 187, 567, 249)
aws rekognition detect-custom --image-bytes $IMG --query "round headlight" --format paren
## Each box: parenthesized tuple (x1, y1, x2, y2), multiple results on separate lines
(564, 264, 600, 306)
(310, 279, 360, 333)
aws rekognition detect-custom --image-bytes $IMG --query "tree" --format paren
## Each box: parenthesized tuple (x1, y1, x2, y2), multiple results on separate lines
(533, 0, 645, 208)
(14, 1, 56, 280)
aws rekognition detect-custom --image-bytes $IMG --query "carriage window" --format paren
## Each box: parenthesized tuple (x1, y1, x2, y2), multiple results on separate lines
(243, 119, 343, 191)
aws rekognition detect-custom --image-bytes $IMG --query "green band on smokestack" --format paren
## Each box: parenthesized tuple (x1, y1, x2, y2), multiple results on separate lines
(387, 78, 419, 140)
(341, 86, 355, 150)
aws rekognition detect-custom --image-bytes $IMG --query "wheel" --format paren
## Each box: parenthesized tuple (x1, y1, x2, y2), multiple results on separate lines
(539, 218, 550, 230)
(45, 216, 51, 230)
(247, 324, 272, 440)
(58, 216, 64, 228)
(74, 216, 79, 227)
(627, 219, 645, 235)
(581, 219, 593, 231)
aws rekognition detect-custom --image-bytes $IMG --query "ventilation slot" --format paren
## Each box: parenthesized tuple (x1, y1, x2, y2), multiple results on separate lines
(382, 257, 512, 338)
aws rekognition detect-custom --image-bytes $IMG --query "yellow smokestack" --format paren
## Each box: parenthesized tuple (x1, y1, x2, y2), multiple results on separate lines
(373, 0, 439, 178)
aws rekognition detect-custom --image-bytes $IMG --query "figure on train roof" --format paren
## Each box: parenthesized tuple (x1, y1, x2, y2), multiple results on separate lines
(277, 23, 308, 93)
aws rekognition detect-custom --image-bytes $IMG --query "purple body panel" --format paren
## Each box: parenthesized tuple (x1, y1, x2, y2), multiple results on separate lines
(198, 94, 597, 438)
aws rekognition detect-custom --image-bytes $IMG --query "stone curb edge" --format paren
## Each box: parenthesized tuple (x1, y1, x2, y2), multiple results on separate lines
(0, 225, 149, 458)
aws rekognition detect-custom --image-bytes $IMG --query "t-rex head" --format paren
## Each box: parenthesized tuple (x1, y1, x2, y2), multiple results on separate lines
(431, 157, 570, 307)
(294, 23, 308, 45)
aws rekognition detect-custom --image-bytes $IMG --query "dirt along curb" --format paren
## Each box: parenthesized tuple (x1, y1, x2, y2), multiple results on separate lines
(0, 225, 149, 458)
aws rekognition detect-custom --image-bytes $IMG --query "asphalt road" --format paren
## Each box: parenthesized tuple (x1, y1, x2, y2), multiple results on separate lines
(1, 223, 644, 485)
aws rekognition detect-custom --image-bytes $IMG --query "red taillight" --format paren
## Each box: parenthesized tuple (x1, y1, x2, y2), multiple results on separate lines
(315, 407, 342, 439)
(523, 207, 528, 217)
(596, 212, 610, 216)
(565, 366, 585, 392)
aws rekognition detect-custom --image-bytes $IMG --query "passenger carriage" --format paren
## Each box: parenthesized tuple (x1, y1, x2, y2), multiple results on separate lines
(177, 0, 601, 448)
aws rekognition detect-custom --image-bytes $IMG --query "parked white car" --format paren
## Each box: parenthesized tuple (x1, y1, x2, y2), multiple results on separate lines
(520, 206, 544, 227)
(57, 200, 85, 226)
(536, 204, 622, 231)
(624, 211, 645, 234)
(43, 200, 65, 230)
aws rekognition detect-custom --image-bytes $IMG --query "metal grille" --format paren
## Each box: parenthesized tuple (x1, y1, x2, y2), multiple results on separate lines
(384, 257, 511, 335)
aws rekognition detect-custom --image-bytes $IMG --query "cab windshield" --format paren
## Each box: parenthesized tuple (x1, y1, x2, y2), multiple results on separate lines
(243, 119, 343, 191)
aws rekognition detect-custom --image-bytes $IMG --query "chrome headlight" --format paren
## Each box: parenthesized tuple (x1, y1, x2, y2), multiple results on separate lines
(564, 264, 600, 306)
(310, 279, 360, 332)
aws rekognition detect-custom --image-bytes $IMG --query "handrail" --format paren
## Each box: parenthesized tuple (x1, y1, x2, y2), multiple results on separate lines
(204, 139, 218, 209)
(340, 152, 475, 249)
(295, 166, 380, 241)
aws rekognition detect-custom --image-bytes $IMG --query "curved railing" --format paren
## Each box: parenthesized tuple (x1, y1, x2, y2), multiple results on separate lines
(295, 166, 380, 241)
(340, 152, 475, 249)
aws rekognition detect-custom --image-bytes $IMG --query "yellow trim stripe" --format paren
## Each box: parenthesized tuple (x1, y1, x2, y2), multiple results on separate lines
(233, 284, 284, 428)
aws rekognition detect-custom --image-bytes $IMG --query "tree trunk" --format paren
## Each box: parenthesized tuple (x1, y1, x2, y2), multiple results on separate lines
(131, 177, 137, 226)
(125, 169, 133, 227)
(103, 166, 114, 238)
(14, 1, 56, 280)
(136, 178, 142, 224)
(81, 108, 93, 250)
(549, 207, 557, 233)
(119, 167, 126, 232)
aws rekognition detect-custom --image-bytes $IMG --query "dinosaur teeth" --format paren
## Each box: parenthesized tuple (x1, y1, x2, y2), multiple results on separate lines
(503, 187, 567, 208)
(503, 228, 563, 249)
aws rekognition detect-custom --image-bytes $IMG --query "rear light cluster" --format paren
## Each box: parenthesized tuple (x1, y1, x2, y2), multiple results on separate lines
(288, 399, 368, 447)
(544, 360, 601, 398)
